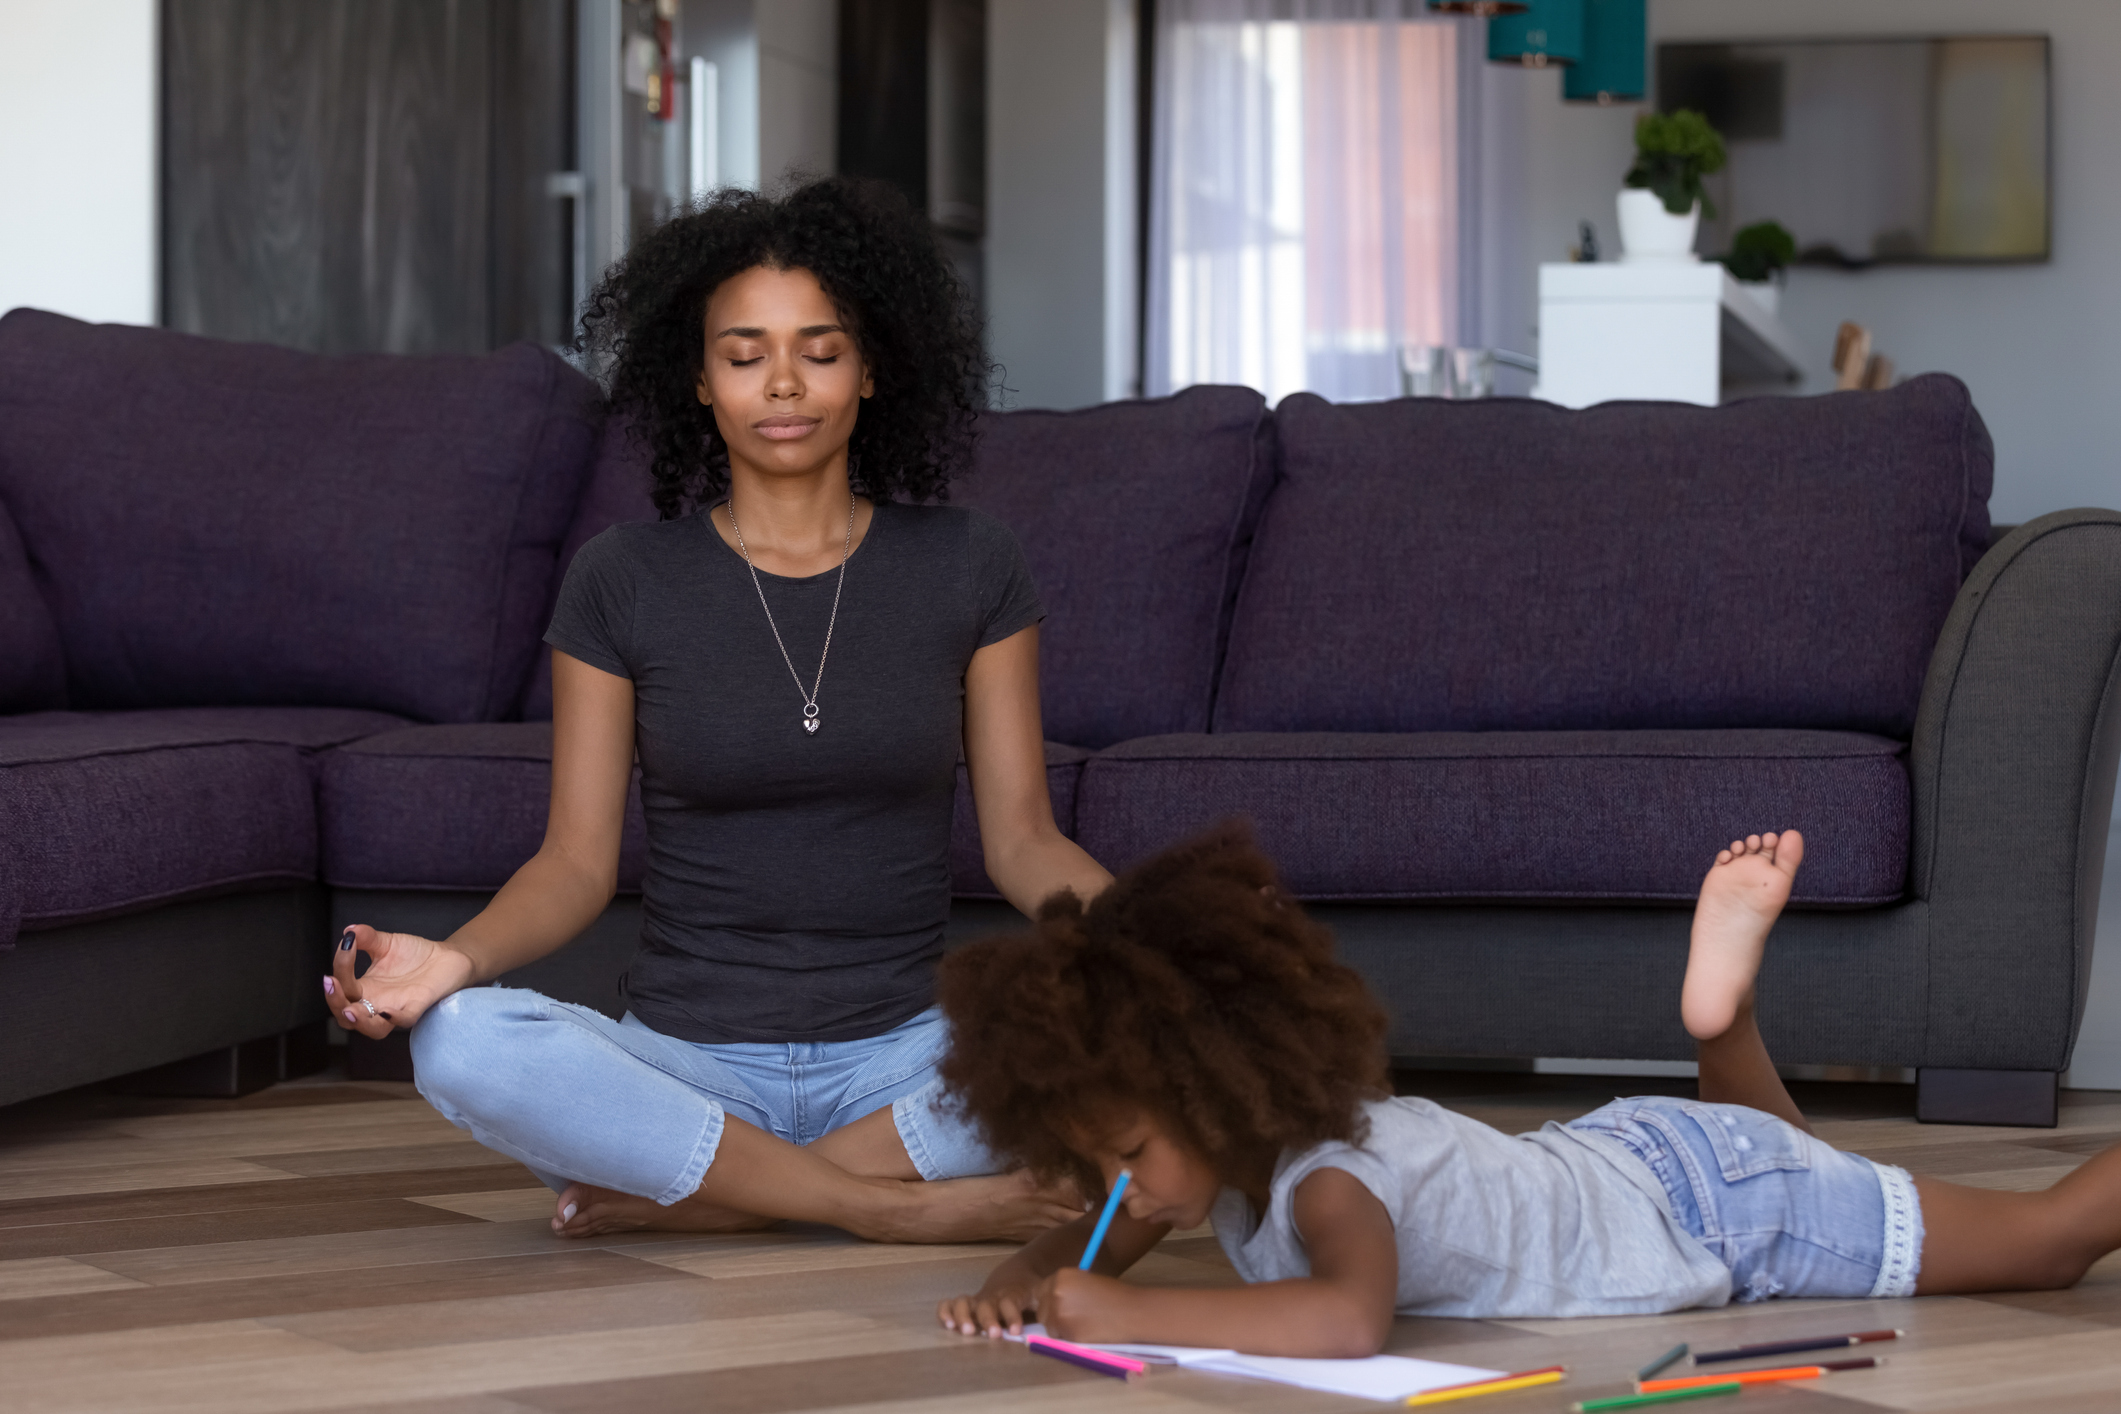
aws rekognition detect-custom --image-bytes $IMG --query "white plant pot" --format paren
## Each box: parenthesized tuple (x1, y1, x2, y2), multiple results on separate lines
(1618, 187, 1699, 263)
(1738, 278, 1781, 315)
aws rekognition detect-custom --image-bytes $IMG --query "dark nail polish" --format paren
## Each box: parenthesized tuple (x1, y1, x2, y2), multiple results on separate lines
(379, 1011, 393, 1021)
(339, 929, 354, 952)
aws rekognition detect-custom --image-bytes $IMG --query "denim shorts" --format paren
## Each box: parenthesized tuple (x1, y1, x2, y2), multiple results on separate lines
(410, 987, 1004, 1204)
(1568, 1096, 1923, 1301)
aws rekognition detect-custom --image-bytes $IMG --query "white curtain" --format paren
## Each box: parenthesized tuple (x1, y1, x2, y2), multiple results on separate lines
(1146, 0, 1525, 403)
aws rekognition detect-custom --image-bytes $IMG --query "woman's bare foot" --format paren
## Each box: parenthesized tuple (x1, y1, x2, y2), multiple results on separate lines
(859, 1168, 1084, 1244)
(1682, 830, 1804, 1041)
(551, 1182, 780, 1239)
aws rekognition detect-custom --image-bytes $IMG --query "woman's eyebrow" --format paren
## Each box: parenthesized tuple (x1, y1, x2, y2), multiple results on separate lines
(712, 323, 846, 338)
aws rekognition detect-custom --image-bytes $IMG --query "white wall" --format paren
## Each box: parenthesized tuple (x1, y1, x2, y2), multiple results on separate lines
(0, 0, 158, 326)
(986, 0, 1138, 409)
(1523, 0, 2121, 1088)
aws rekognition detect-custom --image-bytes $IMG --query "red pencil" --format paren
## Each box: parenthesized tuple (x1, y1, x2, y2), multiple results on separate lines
(1643, 1358, 1881, 1393)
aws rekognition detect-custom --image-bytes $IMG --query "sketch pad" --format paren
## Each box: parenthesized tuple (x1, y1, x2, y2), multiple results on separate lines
(1013, 1325, 1503, 1400)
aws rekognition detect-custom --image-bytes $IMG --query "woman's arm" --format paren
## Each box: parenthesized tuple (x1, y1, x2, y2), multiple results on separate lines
(963, 625, 1112, 913)
(939, 1208, 1170, 1337)
(1033, 1169, 1399, 1357)
(331, 650, 638, 1037)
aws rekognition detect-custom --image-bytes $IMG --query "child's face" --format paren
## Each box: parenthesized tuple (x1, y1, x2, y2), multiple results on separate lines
(1072, 1108, 1224, 1231)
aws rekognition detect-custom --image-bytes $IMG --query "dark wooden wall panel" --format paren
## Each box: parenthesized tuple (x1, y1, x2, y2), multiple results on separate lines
(164, 0, 570, 355)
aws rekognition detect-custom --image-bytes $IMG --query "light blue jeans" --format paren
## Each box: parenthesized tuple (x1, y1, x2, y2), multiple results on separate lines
(1569, 1095, 1924, 1302)
(409, 986, 1003, 1204)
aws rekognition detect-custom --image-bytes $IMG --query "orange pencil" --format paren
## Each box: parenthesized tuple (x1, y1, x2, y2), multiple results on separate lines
(1640, 1357, 1880, 1393)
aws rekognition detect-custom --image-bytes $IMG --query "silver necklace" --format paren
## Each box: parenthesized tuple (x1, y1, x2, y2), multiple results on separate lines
(728, 492, 854, 735)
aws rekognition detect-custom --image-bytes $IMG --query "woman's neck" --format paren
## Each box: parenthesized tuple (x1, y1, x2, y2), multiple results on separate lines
(713, 457, 874, 578)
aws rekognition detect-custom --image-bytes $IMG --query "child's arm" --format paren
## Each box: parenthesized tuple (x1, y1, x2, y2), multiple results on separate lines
(938, 1207, 1171, 1337)
(1034, 1168, 1398, 1358)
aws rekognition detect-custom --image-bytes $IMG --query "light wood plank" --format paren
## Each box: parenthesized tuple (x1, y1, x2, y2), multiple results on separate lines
(409, 1189, 561, 1223)
(0, 1255, 148, 1300)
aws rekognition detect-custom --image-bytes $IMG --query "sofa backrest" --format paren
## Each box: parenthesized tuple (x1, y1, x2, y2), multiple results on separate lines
(956, 385, 1275, 748)
(0, 497, 64, 713)
(519, 414, 660, 720)
(1216, 375, 1992, 738)
(0, 309, 601, 724)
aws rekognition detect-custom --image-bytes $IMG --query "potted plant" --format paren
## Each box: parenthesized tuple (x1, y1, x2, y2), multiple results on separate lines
(1719, 220, 1797, 312)
(1619, 110, 1726, 262)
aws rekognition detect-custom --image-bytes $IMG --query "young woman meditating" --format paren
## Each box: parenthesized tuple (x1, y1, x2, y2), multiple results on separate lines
(324, 177, 1110, 1243)
(935, 825, 2121, 1352)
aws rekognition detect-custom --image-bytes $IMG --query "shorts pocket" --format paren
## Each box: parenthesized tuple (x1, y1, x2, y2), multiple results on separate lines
(1681, 1102, 1814, 1182)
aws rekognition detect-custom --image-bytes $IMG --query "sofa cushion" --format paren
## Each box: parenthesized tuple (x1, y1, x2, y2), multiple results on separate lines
(1218, 376, 1992, 738)
(0, 707, 407, 942)
(320, 724, 649, 891)
(520, 415, 660, 721)
(0, 499, 64, 713)
(0, 309, 602, 724)
(1073, 730, 1909, 904)
(956, 386, 1274, 748)
(949, 743, 1092, 898)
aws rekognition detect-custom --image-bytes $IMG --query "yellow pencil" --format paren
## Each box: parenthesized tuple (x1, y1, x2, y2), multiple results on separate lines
(1406, 1369, 1567, 1406)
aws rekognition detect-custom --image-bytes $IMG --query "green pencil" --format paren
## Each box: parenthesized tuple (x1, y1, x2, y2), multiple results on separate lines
(1572, 1383, 1742, 1413)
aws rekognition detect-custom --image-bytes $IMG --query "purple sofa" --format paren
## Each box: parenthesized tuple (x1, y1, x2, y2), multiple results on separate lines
(4, 308, 2117, 1126)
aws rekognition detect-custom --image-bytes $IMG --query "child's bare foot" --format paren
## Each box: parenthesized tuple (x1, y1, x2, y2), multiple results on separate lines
(1683, 831, 1804, 1041)
(551, 1182, 779, 1238)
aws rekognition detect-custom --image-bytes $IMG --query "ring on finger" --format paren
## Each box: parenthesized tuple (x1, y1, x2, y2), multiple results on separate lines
(359, 997, 378, 1018)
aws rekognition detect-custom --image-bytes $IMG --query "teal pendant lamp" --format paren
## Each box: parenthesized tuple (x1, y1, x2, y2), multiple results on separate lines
(1564, 0, 1646, 102)
(1487, 0, 1584, 67)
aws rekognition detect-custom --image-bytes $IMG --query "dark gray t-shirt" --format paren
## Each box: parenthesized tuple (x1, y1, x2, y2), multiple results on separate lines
(543, 501, 1042, 1044)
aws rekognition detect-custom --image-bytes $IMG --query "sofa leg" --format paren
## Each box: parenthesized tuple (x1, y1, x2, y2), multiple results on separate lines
(1916, 1068, 2059, 1127)
(113, 1022, 331, 1098)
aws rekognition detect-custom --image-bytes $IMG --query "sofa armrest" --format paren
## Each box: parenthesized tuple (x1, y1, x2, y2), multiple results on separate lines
(1909, 508, 2121, 1070)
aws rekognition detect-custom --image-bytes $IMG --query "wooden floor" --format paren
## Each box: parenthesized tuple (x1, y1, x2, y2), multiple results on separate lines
(2, 1066, 2117, 1414)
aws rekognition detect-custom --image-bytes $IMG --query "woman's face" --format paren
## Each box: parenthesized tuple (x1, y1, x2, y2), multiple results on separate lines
(695, 264, 873, 481)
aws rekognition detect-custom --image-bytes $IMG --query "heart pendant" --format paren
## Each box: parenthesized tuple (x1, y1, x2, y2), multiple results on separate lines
(803, 718, 819, 734)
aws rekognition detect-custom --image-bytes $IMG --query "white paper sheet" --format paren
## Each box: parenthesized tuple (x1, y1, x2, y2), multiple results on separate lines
(1011, 1326, 1503, 1398)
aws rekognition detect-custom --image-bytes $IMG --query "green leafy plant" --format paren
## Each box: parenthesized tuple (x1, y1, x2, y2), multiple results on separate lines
(1625, 110, 1727, 217)
(1720, 220, 1797, 282)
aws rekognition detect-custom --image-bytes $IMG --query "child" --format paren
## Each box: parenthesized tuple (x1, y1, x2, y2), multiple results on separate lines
(934, 824, 2121, 1356)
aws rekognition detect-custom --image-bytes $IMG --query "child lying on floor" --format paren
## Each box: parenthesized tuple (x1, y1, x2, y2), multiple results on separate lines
(934, 824, 2121, 1356)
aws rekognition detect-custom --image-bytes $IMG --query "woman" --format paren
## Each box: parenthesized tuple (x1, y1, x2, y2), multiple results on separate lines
(327, 178, 1110, 1243)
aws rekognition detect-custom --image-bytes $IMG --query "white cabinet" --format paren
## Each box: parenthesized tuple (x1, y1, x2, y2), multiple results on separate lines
(1531, 262, 1809, 409)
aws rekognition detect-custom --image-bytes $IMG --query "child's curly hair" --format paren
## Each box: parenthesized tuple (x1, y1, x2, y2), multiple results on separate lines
(936, 823, 1392, 1195)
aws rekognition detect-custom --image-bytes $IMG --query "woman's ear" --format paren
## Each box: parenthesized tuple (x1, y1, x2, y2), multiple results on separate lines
(695, 366, 712, 407)
(860, 369, 875, 399)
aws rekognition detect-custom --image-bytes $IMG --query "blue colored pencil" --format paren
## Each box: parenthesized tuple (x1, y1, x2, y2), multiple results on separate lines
(1079, 1169, 1132, 1270)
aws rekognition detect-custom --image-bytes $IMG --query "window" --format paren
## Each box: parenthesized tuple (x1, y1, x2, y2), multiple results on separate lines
(1146, 2, 1518, 403)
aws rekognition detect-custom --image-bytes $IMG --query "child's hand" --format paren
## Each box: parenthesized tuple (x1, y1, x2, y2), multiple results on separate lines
(1032, 1267, 1134, 1343)
(938, 1272, 1040, 1338)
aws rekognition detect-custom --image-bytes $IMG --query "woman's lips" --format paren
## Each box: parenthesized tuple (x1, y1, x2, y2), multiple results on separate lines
(754, 416, 820, 441)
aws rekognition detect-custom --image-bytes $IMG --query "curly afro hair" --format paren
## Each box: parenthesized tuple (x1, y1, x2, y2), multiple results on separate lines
(577, 176, 987, 518)
(936, 823, 1392, 1197)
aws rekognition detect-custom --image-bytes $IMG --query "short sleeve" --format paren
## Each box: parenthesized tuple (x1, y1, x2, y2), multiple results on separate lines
(543, 527, 636, 679)
(966, 511, 1044, 649)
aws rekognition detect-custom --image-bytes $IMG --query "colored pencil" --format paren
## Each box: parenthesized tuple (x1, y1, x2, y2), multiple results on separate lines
(1405, 1367, 1565, 1405)
(1078, 1169, 1132, 1270)
(1573, 1385, 1742, 1412)
(1641, 1357, 1881, 1393)
(1636, 1344, 1688, 1381)
(1691, 1328, 1900, 1364)
(1025, 1333, 1148, 1374)
(1028, 1340, 1135, 1380)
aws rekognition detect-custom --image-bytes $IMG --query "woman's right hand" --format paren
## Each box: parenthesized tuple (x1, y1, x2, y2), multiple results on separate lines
(326, 924, 478, 1039)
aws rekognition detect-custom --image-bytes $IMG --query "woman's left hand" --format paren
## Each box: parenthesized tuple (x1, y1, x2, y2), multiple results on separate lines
(1030, 1267, 1135, 1343)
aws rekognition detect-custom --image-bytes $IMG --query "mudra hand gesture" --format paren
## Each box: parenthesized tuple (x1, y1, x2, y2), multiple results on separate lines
(326, 925, 476, 1040)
